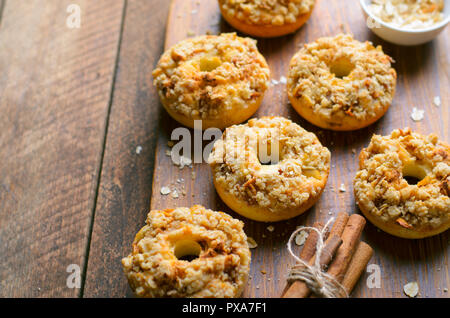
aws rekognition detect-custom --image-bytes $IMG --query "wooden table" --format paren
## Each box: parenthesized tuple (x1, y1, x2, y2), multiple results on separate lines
(0, 0, 448, 298)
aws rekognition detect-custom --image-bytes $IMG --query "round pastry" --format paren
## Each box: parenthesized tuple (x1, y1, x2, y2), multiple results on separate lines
(287, 34, 397, 131)
(152, 33, 270, 130)
(218, 0, 315, 38)
(208, 116, 330, 222)
(354, 128, 450, 239)
(122, 205, 251, 297)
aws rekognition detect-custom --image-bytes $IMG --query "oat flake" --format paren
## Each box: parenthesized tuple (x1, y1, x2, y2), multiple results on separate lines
(410, 107, 424, 121)
(403, 282, 419, 298)
(160, 186, 171, 195)
(247, 237, 258, 248)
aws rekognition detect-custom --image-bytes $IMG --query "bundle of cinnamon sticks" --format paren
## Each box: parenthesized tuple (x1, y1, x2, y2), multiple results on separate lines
(281, 213, 373, 298)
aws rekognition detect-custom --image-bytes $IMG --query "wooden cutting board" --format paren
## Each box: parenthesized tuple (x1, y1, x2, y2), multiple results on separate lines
(150, 0, 449, 298)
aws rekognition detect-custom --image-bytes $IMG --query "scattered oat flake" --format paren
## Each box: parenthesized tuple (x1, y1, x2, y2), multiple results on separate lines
(271, 79, 279, 85)
(160, 186, 171, 195)
(352, 148, 356, 154)
(173, 155, 192, 169)
(165, 150, 171, 156)
(339, 184, 346, 192)
(171, 190, 179, 199)
(443, 288, 448, 292)
(187, 30, 195, 36)
(247, 237, 258, 249)
(191, 9, 198, 14)
(167, 141, 175, 147)
(261, 270, 266, 275)
(295, 231, 308, 246)
(433, 96, 441, 107)
(135, 146, 142, 154)
(411, 107, 424, 121)
(267, 225, 275, 232)
(403, 282, 419, 297)
(279, 76, 287, 84)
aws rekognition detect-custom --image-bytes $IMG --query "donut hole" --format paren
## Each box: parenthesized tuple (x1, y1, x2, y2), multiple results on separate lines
(174, 240, 202, 262)
(402, 161, 428, 185)
(199, 56, 222, 72)
(329, 57, 355, 79)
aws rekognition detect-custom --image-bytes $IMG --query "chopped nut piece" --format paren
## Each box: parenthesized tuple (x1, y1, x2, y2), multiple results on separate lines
(167, 141, 175, 148)
(339, 183, 346, 192)
(247, 237, 258, 249)
(403, 282, 419, 298)
(267, 225, 275, 232)
(396, 217, 412, 229)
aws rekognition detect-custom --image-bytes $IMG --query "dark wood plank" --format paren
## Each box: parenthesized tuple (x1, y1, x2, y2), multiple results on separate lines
(0, 1, 5, 28)
(83, 0, 170, 297)
(0, 0, 125, 297)
(147, 0, 449, 298)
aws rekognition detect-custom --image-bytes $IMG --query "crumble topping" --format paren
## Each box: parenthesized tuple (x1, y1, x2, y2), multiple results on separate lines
(354, 128, 450, 231)
(288, 34, 397, 124)
(152, 33, 269, 121)
(219, 0, 315, 26)
(122, 205, 251, 298)
(208, 117, 330, 212)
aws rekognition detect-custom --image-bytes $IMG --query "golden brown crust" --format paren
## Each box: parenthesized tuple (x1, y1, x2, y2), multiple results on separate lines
(354, 128, 450, 239)
(152, 33, 270, 129)
(219, 0, 315, 38)
(122, 205, 251, 297)
(287, 34, 397, 131)
(208, 116, 330, 222)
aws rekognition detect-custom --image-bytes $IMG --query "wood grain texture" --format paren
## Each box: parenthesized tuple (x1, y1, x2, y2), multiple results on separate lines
(148, 0, 449, 298)
(83, 0, 170, 297)
(0, 0, 125, 297)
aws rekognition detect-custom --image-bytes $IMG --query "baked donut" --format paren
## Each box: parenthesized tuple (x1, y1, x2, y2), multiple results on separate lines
(287, 34, 397, 131)
(152, 33, 270, 130)
(218, 0, 315, 38)
(208, 116, 330, 222)
(354, 128, 450, 239)
(122, 205, 251, 297)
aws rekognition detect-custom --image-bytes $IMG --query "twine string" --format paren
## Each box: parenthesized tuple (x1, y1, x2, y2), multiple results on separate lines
(286, 218, 349, 298)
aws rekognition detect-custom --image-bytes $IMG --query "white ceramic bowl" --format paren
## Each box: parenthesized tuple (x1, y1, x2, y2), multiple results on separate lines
(360, 0, 450, 46)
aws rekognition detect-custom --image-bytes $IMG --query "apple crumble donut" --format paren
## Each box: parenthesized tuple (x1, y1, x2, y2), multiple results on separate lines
(122, 205, 251, 297)
(152, 33, 270, 130)
(218, 0, 315, 38)
(287, 34, 397, 131)
(354, 129, 450, 239)
(208, 116, 330, 222)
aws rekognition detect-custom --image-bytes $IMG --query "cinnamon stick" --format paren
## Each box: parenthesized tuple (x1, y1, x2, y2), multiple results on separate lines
(299, 222, 324, 261)
(280, 222, 323, 296)
(341, 241, 373, 294)
(328, 212, 349, 239)
(282, 235, 342, 298)
(326, 214, 366, 282)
